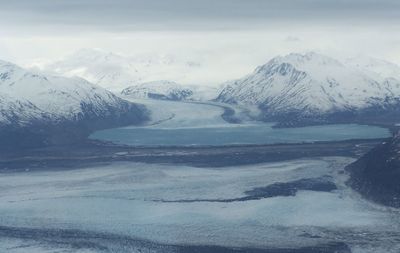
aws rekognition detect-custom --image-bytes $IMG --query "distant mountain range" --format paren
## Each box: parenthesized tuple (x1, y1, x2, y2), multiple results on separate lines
(25, 50, 400, 127)
(31, 48, 203, 92)
(216, 52, 400, 126)
(0, 59, 148, 148)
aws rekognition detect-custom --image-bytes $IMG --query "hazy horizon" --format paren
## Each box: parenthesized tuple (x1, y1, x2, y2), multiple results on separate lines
(1, 0, 400, 86)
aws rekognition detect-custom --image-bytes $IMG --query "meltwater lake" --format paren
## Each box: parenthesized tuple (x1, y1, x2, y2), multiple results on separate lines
(90, 123, 391, 147)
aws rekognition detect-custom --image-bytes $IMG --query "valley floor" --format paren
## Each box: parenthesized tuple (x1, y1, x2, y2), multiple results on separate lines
(0, 157, 400, 252)
(0, 99, 398, 253)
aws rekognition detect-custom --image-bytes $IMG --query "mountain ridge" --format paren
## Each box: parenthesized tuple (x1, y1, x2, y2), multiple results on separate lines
(31, 48, 203, 92)
(0, 59, 148, 148)
(216, 52, 400, 126)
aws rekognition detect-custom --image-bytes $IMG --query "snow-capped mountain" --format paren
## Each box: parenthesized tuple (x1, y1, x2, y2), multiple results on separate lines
(121, 80, 194, 101)
(217, 52, 400, 124)
(0, 59, 148, 147)
(32, 48, 202, 92)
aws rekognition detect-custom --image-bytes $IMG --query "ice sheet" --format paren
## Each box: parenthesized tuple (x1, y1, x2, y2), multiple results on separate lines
(0, 157, 399, 251)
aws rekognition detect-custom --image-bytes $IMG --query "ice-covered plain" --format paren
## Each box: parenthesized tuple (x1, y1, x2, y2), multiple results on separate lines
(0, 158, 399, 252)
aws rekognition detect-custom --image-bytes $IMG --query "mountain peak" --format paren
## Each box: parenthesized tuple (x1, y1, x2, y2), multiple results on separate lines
(272, 52, 343, 68)
(217, 52, 400, 118)
(255, 52, 344, 76)
(35, 48, 204, 92)
(0, 59, 148, 147)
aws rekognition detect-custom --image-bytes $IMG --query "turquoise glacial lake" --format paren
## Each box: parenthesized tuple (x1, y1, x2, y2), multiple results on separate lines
(90, 123, 390, 147)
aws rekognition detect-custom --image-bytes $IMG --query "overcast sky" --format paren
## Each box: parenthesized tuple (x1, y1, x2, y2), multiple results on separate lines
(1, 0, 399, 29)
(1, 0, 400, 83)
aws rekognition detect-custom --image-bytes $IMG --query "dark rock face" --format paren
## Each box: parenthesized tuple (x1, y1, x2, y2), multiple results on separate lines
(346, 134, 400, 208)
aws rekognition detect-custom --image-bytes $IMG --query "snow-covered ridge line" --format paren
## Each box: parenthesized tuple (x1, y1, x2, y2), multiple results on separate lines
(0, 59, 148, 148)
(119, 80, 221, 102)
(121, 80, 194, 101)
(217, 52, 400, 124)
(30, 48, 203, 92)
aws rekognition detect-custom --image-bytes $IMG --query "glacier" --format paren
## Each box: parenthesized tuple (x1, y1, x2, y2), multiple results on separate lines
(0, 158, 399, 252)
